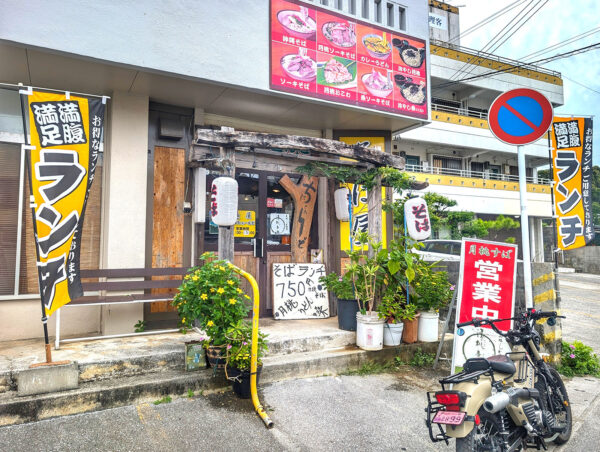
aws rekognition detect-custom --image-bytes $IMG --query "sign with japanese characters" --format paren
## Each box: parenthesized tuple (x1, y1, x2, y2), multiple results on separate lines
(234, 210, 256, 237)
(452, 239, 518, 372)
(272, 263, 329, 319)
(338, 137, 387, 251)
(551, 117, 595, 250)
(428, 13, 447, 30)
(404, 196, 431, 241)
(270, 0, 428, 119)
(23, 90, 106, 316)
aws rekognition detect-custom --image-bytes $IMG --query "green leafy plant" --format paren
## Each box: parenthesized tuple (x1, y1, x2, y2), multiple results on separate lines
(377, 295, 418, 323)
(557, 340, 600, 377)
(224, 320, 269, 372)
(344, 231, 384, 314)
(187, 389, 195, 398)
(134, 320, 146, 333)
(410, 349, 435, 367)
(320, 272, 355, 300)
(296, 162, 412, 192)
(412, 263, 453, 313)
(153, 395, 172, 405)
(172, 252, 250, 345)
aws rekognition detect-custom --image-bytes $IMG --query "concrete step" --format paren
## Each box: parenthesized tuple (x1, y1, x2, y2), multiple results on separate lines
(0, 339, 452, 427)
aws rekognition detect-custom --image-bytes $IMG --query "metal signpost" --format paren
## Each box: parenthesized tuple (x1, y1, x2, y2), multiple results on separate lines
(488, 88, 554, 309)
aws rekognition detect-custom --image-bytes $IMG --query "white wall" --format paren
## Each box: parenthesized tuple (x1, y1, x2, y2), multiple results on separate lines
(398, 120, 550, 159)
(400, 184, 552, 217)
(101, 91, 149, 335)
(0, 0, 429, 96)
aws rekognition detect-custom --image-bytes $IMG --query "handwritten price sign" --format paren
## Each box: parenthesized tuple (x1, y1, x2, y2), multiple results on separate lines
(272, 263, 329, 319)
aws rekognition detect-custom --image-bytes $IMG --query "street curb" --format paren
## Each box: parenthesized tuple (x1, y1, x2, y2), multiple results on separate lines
(0, 340, 451, 427)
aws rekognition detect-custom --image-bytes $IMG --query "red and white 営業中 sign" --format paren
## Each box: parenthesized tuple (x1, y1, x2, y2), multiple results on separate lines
(452, 238, 518, 371)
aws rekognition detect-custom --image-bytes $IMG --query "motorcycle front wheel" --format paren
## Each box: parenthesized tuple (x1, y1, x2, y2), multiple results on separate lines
(537, 366, 572, 445)
(455, 407, 504, 452)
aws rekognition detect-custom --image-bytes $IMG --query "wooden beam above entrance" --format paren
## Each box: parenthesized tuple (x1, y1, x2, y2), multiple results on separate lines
(191, 129, 405, 169)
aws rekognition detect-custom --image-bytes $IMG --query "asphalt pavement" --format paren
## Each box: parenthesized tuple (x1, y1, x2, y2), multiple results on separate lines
(0, 272, 598, 452)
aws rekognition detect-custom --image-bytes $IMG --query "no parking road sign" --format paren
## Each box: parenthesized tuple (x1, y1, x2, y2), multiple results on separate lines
(488, 88, 553, 146)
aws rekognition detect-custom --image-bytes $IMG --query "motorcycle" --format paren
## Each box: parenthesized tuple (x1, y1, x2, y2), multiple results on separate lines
(425, 309, 572, 451)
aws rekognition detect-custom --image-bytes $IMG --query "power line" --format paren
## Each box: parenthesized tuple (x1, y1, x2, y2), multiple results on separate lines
(447, 0, 537, 82)
(433, 42, 600, 90)
(519, 26, 600, 61)
(488, 0, 550, 54)
(448, 0, 526, 44)
(562, 75, 600, 96)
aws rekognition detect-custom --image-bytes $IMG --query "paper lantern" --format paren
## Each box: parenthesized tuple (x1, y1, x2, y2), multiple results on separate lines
(404, 196, 431, 241)
(210, 177, 238, 226)
(334, 187, 350, 221)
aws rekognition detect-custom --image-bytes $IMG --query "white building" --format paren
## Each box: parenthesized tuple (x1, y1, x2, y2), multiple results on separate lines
(0, 0, 561, 342)
(392, 0, 561, 261)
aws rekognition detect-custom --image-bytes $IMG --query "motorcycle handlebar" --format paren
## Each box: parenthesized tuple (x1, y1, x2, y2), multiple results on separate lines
(456, 310, 565, 330)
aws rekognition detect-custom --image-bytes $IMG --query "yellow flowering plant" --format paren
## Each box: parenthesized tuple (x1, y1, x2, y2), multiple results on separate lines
(225, 320, 268, 372)
(172, 252, 249, 346)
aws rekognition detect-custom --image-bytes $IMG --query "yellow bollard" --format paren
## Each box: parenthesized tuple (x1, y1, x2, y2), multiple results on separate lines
(229, 263, 274, 429)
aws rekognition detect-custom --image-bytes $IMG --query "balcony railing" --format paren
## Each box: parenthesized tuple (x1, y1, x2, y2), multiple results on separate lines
(405, 164, 551, 185)
(430, 39, 562, 79)
(431, 102, 488, 119)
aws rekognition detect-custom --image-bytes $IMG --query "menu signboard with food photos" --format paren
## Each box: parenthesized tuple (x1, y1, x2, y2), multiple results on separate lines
(270, 0, 428, 119)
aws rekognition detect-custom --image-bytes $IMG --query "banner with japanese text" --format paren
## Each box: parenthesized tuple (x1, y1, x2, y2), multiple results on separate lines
(551, 117, 595, 250)
(452, 238, 517, 372)
(338, 136, 387, 251)
(23, 90, 106, 316)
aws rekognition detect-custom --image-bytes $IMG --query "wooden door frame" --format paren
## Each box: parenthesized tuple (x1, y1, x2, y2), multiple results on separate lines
(200, 168, 318, 317)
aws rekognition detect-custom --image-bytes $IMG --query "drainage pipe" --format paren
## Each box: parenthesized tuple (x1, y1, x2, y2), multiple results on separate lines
(230, 263, 274, 429)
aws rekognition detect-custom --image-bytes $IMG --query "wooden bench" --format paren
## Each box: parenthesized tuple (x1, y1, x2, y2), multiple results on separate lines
(55, 267, 191, 348)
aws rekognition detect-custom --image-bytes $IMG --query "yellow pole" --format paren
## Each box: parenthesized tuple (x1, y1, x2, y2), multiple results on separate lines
(229, 263, 274, 428)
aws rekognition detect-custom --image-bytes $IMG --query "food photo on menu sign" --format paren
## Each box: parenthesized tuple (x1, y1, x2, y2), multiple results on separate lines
(269, 0, 428, 119)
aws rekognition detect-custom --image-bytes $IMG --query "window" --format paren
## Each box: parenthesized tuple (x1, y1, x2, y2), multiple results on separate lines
(405, 155, 420, 167)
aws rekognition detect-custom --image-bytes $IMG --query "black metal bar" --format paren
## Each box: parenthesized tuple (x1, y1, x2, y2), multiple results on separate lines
(547, 133, 562, 307)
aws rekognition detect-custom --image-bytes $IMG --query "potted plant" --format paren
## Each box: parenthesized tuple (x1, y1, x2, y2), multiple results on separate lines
(224, 320, 269, 398)
(344, 231, 387, 350)
(320, 271, 358, 331)
(413, 264, 452, 342)
(376, 290, 418, 346)
(172, 252, 250, 368)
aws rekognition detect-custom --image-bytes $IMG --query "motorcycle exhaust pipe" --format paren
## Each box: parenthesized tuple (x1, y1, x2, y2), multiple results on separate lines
(484, 388, 539, 413)
(483, 392, 510, 413)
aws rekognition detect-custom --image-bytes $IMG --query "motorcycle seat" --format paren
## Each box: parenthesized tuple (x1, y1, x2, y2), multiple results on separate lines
(485, 354, 516, 375)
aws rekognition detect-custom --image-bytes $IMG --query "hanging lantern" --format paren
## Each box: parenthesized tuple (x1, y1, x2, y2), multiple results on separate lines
(404, 196, 431, 241)
(211, 177, 238, 226)
(334, 187, 350, 221)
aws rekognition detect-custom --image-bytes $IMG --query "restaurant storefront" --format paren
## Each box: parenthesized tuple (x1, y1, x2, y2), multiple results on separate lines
(0, 0, 431, 340)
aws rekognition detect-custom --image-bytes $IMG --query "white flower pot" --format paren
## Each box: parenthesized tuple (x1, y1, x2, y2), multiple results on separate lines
(383, 322, 404, 346)
(356, 312, 385, 350)
(418, 311, 439, 342)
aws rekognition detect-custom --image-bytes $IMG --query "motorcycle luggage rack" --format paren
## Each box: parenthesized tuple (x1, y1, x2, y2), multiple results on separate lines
(439, 368, 493, 389)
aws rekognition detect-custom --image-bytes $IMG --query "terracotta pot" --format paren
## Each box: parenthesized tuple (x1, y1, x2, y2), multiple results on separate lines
(402, 313, 421, 344)
(206, 344, 226, 369)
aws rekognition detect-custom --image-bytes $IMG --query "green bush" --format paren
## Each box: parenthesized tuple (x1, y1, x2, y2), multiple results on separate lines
(557, 340, 600, 377)
(172, 252, 250, 345)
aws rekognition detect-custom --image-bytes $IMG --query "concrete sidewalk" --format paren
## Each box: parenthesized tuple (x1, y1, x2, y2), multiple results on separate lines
(0, 317, 452, 426)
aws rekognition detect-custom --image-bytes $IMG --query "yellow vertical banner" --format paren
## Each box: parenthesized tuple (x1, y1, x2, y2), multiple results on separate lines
(24, 90, 106, 316)
(338, 136, 387, 251)
(550, 117, 595, 250)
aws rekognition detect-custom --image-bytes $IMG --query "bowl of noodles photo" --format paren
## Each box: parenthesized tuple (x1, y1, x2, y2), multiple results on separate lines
(362, 34, 391, 60)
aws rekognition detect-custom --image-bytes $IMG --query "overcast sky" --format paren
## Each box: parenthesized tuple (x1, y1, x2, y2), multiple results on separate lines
(446, 0, 599, 165)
